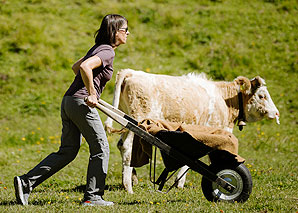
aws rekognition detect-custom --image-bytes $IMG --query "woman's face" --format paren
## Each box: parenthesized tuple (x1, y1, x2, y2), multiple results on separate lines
(115, 23, 129, 46)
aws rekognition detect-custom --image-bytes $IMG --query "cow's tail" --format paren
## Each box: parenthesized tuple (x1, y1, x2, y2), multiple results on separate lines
(104, 69, 132, 134)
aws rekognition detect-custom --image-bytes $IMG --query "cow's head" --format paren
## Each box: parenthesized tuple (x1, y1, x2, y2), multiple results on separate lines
(236, 76, 280, 124)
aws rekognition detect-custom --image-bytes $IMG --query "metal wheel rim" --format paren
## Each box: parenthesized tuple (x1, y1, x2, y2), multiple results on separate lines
(211, 169, 243, 201)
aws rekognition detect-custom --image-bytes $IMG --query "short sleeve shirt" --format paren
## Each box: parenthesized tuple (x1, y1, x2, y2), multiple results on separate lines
(64, 44, 115, 99)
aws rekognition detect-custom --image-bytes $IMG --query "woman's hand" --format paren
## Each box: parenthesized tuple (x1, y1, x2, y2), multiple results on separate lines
(85, 95, 98, 108)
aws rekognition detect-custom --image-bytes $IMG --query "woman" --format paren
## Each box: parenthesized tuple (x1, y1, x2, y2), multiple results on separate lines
(14, 14, 129, 206)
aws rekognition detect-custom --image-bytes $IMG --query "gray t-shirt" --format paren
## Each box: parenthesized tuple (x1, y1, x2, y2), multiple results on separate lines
(64, 44, 115, 99)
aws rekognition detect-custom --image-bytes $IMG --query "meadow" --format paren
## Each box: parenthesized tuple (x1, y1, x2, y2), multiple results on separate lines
(0, 0, 297, 212)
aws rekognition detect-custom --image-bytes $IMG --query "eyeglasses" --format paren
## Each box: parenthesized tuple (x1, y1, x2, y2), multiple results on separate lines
(118, 27, 129, 33)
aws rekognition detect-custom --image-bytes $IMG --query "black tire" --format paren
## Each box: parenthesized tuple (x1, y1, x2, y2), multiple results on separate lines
(201, 163, 252, 203)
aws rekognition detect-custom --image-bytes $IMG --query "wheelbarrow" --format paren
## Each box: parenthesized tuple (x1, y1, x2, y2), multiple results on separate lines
(92, 98, 253, 203)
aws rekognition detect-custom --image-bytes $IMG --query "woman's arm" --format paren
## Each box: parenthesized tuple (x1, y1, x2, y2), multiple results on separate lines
(72, 57, 84, 75)
(79, 55, 102, 107)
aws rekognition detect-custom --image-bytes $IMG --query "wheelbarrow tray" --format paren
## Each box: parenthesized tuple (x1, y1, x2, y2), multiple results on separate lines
(155, 130, 240, 172)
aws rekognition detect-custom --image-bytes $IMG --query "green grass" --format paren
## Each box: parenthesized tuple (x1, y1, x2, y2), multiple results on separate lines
(0, 0, 297, 212)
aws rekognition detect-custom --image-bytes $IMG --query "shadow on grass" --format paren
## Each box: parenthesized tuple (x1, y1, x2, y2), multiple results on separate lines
(30, 199, 66, 206)
(120, 199, 186, 206)
(0, 199, 63, 206)
(60, 183, 124, 193)
(0, 199, 186, 206)
(0, 198, 77, 206)
(0, 200, 18, 206)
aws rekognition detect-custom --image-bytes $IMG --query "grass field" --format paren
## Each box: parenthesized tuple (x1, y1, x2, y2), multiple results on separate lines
(0, 0, 297, 212)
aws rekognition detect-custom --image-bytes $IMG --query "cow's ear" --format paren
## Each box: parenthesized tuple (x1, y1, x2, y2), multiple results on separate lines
(235, 76, 251, 94)
(250, 76, 266, 92)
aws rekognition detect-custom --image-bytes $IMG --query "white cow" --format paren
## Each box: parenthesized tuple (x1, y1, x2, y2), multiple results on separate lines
(105, 69, 280, 193)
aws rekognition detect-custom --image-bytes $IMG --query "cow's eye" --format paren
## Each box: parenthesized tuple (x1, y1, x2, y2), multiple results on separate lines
(259, 94, 265, 99)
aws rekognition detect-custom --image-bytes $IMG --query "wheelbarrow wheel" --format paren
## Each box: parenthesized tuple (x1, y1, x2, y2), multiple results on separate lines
(201, 163, 252, 203)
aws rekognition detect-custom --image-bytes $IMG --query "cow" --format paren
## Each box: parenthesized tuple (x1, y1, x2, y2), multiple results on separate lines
(104, 68, 280, 194)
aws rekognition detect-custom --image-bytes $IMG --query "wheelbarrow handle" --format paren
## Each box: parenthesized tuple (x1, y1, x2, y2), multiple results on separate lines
(98, 98, 126, 117)
(84, 97, 138, 126)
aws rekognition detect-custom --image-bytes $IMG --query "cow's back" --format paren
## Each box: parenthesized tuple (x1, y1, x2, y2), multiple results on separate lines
(119, 71, 230, 130)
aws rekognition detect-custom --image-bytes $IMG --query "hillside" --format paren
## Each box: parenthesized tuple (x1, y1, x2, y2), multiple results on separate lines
(0, 0, 297, 135)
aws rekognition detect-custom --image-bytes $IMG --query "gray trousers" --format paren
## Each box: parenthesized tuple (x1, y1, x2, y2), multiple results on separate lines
(22, 96, 109, 200)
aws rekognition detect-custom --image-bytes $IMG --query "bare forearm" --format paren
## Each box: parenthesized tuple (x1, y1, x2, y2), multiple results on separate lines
(80, 66, 96, 96)
(78, 55, 102, 107)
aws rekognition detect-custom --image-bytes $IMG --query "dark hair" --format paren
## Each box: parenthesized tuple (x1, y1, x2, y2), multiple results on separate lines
(94, 14, 128, 47)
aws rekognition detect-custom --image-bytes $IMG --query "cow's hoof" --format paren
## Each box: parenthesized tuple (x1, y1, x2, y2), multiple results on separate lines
(174, 181, 184, 189)
(123, 184, 134, 194)
(177, 184, 184, 189)
(127, 189, 134, 194)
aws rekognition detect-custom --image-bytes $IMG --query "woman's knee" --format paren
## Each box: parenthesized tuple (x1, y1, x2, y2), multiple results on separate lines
(89, 138, 109, 156)
(57, 146, 80, 161)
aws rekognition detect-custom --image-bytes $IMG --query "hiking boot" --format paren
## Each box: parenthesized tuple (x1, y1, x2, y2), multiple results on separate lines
(14, 176, 30, 205)
(82, 197, 114, 206)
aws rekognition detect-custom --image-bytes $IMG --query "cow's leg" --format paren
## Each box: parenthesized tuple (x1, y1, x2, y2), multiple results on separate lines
(175, 165, 189, 188)
(117, 131, 135, 193)
(132, 168, 138, 185)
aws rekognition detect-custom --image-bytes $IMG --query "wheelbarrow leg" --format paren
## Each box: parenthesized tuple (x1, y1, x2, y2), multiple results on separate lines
(155, 169, 169, 191)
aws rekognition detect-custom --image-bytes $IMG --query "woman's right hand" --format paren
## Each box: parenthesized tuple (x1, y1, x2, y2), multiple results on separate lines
(85, 95, 98, 108)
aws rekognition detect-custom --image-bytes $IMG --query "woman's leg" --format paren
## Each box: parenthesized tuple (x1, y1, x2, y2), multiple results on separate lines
(63, 97, 110, 201)
(83, 116, 109, 200)
(21, 96, 82, 190)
